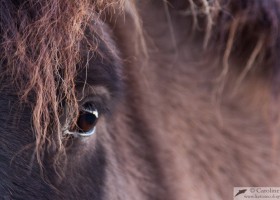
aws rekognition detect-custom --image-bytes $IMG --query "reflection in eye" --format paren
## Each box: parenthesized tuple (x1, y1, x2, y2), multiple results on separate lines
(65, 106, 99, 137)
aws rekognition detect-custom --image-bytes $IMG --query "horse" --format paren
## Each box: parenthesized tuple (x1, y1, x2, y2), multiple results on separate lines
(1, 0, 280, 199)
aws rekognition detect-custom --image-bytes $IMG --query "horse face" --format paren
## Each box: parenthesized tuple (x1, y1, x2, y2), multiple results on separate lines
(1, 1, 280, 200)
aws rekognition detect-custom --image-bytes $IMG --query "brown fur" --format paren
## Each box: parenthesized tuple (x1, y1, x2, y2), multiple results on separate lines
(110, 1, 280, 199)
(1, 0, 280, 199)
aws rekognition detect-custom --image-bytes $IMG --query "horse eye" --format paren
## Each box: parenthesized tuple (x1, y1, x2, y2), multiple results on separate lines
(76, 108, 99, 133)
(64, 107, 99, 137)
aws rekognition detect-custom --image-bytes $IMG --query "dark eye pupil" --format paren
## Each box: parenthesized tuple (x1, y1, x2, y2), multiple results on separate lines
(77, 111, 98, 132)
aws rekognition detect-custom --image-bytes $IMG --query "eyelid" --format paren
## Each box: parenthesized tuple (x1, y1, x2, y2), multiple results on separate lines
(79, 95, 109, 115)
(77, 85, 111, 104)
(63, 127, 97, 137)
(82, 108, 99, 118)
(76, 127, 97, 137)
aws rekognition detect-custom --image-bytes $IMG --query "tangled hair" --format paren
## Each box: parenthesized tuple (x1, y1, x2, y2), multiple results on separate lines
(0, 0, 124, 173)
(184, 0, 280, 81)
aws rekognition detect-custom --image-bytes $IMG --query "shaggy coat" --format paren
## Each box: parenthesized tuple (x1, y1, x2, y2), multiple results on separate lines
(1, 0, 280, 199)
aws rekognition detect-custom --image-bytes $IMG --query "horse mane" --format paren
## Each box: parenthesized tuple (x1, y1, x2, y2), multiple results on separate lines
(183, 0, 280, 82)
(0, 0, 124, 175)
